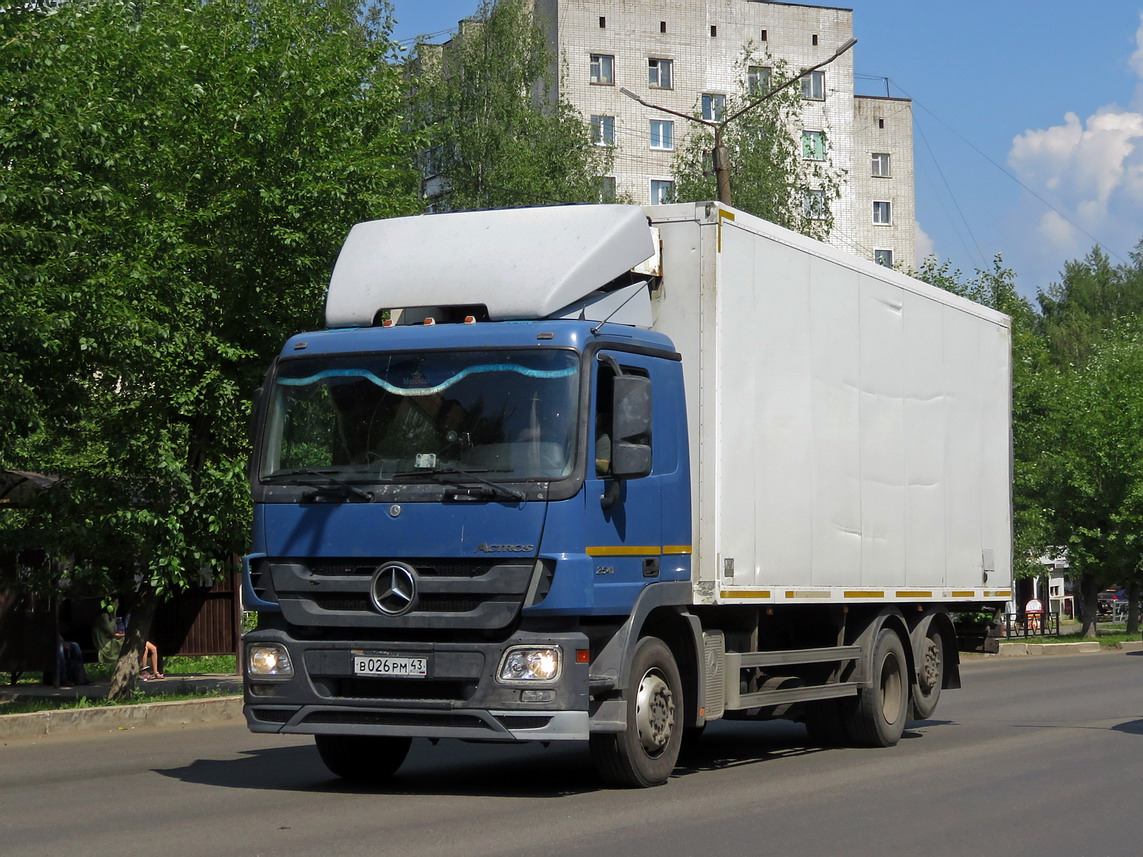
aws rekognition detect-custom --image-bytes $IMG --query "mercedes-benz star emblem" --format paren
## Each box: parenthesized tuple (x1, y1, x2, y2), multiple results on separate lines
(370, 562, 418, 616)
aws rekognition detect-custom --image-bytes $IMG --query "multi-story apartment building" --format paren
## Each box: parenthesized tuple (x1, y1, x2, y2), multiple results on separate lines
(535, 0, 916, 268)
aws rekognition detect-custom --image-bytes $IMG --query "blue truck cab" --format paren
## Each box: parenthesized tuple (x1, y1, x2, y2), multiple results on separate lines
(243, 205, 699, 786)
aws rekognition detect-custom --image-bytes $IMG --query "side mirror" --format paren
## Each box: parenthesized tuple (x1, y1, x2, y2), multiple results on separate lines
(610, 375, 652, 479)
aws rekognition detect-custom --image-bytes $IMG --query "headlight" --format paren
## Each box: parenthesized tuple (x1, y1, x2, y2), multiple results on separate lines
(247, 644, 293, 678)
(497, 646, 561, 683)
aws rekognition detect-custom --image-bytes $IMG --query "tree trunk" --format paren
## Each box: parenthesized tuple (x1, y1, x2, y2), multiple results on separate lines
(1078, 571, 1101, 639)
(1128, 580, 1141, 636)
(107, 585, 160, 701)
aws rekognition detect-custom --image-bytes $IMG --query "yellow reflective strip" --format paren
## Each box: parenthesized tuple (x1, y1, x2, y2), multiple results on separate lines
(718, 208, 735, 252)
(586, 546, 661, 556)
(720, 590, 772, 599)
(662, 545, 692, 555)
(995, 590, 1012, 597)
(951, 591, 975, 597)
(896, 591, 933, 598)
(785, 590, 825, 599)
(844, 591, 884, 599)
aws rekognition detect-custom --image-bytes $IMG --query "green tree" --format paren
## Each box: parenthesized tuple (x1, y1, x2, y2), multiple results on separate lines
(409, 0, 612, 209)
(1039, 325, 1143, 636)
(671, 50, 843, 239)
(1031, 246, 1143, 634)
(0, 0, 421, 696)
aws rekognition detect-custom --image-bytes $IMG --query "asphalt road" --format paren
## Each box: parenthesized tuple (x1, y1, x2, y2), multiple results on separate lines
(4, 651, 1143, 857)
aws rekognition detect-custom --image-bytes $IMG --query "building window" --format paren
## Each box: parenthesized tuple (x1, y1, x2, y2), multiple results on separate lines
(873, 201, 892, 225)
(872, 152, 891, 177)
(651, 179, 675, 205)
(650, 119, 674, 150)
(748, 65, 771, 95)
(710, 25, 717, 37)
(812, 34, 819, 46)
(802, 130, 826, 161)
(878, 118, 885, 129)
(598, 176, 617, 203)
(702, 93, 725, 122)
(648, 58, 673, 89)
(591, 115, 615, 147)
(760, 29, 768, 41)
(874, 249, 894, 268)
(800, 70, 825, 100)
(590, 54, 614, 85)
(803, 189, 828, 220)
(599, 16, 606, 28)
(660, 21, 666, 33)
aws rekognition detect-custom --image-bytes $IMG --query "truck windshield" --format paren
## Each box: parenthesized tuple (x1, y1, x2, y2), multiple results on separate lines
(260, 349, 579, 484)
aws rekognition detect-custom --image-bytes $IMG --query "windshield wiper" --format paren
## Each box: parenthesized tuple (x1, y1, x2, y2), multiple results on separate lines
(395, 466, 526, 502)
(266, 468, 373, 502)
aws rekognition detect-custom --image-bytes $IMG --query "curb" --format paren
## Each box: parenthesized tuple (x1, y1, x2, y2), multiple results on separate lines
(0, 695, 242, 742)
(997, 640, 1143, 657)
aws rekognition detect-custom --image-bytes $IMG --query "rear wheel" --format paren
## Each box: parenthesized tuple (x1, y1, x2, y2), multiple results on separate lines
(314, 734, 412, 782)
(845, 627, 908, 747)
(910, 624, 944, 720)
(591, 636, 683, 788)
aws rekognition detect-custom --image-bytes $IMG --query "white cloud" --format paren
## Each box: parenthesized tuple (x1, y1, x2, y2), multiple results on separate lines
(1005, 14, 1143, 255)
(1038, 210, 1080, 246)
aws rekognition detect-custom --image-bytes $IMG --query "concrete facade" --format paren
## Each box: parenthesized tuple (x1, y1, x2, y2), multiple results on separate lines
(534, 0, 917, 268)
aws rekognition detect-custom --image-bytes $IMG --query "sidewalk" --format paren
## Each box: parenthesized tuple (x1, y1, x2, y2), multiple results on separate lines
(0, 673, 243, 741)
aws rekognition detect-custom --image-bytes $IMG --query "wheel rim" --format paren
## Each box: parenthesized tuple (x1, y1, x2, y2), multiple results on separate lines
(635, 668, 675, 756)
(920, 635, 941, 693)
(880, 651, 904, 722)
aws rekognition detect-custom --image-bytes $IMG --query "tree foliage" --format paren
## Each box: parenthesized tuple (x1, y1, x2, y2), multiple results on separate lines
(918, 246, 1143, 637)
(0, 0, 421, 694)
(409, 0, 611, 209)
(671, 50, 843, 239)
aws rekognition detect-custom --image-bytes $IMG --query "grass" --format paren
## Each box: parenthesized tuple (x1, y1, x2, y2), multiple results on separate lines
(1, 654, 240, 716)
(1006, 624, 1139, 648)
(3, 654, 237, 687)
(0, 685, 236, 716)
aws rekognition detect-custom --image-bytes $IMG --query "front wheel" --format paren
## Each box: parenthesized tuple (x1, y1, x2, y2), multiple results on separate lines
(591, 636, 683, 788)
(314, 734, 412, 782)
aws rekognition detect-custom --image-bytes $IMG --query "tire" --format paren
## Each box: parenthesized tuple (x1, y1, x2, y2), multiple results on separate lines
(803, 698, 849, 747)
(314, 734, 412, 782)
(590, 636, 683, 788)
(845, 627, 908, 747)
(910, 624, 944, 720)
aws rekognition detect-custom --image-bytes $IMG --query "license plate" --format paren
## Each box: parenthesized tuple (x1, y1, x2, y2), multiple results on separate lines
(353, 654, 428, 678)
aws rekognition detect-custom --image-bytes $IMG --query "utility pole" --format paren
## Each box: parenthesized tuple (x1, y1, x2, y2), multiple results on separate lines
(621, 37, 857, 207)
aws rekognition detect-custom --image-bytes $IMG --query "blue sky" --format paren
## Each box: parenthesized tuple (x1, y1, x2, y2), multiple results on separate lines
(389, 1, 1143, 298)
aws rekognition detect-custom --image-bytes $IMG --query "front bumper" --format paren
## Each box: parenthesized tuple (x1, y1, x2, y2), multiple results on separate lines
(243, 629, 591, 743)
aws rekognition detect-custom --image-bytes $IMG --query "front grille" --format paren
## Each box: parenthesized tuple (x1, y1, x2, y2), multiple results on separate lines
(312, 594, 486, 614)
(270, 557, 534, 632)
(309, 559, 495, 578)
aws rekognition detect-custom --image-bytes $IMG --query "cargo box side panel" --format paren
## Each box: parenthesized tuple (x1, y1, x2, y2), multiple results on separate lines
(716, 217, 817, 590)
(856, 273, 908, 587)
(902, 290, 950, 586)
(707, 213, 1011, 598)
(808, 253, 862, 587)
